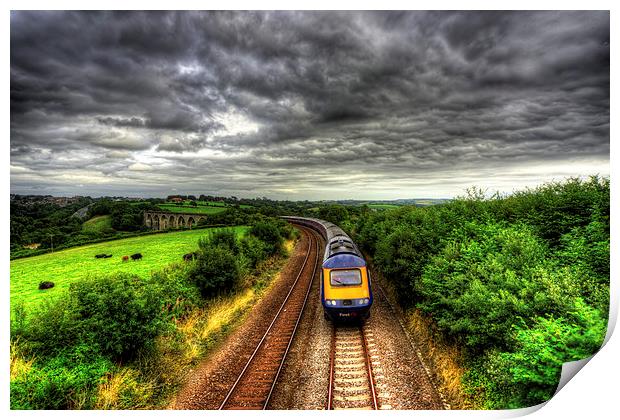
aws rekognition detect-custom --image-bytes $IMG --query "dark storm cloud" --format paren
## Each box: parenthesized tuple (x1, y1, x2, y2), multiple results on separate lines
(10, 11, 609, 199)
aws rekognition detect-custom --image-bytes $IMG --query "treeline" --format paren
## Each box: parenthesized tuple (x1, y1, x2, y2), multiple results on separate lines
(9, 191, 359, 259)
(10, 199, 164, 259)
(10, 196, 93, 256)
(10, 218, 297, 409)
(88, 199, 160, 231)
(335, 176, 609, 409)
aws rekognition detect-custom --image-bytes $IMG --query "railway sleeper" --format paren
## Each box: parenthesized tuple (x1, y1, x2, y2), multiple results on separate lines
(231, 394, 270, 401)
(334, 385, 371, 393)
(333, 394, 373, 402)
(334, 377, 368, 384)
(335, 373, 368, 381)
(335, 356, 366, 363)
(234, 384, 272, 394)
(334, 362, 366, 370)
(245, 377, 277, 384)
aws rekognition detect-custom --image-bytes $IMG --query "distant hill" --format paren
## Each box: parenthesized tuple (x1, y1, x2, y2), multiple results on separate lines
(324, 198, 452, 208)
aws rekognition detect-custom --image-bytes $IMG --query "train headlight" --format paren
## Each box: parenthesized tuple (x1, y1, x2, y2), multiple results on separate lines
(357, 298, 370, 305)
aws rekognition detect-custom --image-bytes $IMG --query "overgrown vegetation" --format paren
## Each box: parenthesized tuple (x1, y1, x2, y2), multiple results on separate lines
(10, 217, 296, 409)
(338, 176, 609, 409)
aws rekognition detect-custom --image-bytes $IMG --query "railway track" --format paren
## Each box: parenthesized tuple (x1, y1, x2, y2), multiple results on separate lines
(327, 324, 379, 410)
(219, 227, 320, 410)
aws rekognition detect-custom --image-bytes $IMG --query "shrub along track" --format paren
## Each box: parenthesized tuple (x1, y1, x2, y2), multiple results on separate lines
(170, 226, 320, 409)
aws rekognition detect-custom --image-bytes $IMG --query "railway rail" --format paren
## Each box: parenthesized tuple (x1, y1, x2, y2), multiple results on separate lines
(219, 227, 320, 410)
(327, 324, 379, 410)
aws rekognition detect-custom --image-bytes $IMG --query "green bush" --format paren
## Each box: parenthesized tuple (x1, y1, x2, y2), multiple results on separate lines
(70, 274, 163, 360)
(11, 344, 112, 409)
(18, 296, 81, 355)
(189, 245, 241, 297)
(239, 235, 268, 269)
(374, 223, 433, 304)
(317, 204, 350, 226)
(417, 222, 550, 352)
(467, 299, 607, 408)
(16, 274, 163, 361)
(489, 176, 609, 246)
(200, 229, 240, 254)
(280, 221, 299, 241)
(558, 219, 609, 278)
(150, 264, 202, 320)
(249, 221, 284, 255)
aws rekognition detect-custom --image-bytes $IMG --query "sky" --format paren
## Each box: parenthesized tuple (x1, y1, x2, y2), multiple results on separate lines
(10, 11, 610, 200)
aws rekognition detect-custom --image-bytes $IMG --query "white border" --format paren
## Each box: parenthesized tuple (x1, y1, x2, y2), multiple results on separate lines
(3, 2, 617, 419)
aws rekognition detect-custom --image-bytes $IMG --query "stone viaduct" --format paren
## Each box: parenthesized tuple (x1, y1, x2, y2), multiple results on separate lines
(143, 211, 207, 230)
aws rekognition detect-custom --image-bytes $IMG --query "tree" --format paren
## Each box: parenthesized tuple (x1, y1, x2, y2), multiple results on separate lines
(189, 246, 240, 297)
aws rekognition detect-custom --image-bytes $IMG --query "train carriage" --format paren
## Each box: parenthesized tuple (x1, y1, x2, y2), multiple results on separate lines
(282, 216, 373, 321)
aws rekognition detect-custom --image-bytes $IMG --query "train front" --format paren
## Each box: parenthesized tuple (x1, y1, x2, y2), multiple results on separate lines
(321, 252, 373, 321)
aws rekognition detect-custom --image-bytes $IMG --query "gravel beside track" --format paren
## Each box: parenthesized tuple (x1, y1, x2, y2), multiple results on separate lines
(170, 228, 314, 409)
(364, 278, 445, 409)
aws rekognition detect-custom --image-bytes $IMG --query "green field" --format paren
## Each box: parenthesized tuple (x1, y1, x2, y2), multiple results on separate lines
(156, 200, 253, 214)
(81, 215, 112, 233)
(156, 204, 228, 214)
(10, 226, 248, 312)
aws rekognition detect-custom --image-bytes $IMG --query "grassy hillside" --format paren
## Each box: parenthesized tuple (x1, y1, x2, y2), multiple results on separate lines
(10, 226, 248, 312)
(82, 215, 113, 234)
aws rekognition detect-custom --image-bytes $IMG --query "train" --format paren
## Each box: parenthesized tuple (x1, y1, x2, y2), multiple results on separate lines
(282, 216, 372, 321)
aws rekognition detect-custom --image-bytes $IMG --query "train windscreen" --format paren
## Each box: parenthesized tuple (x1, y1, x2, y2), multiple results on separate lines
(330, 269, 362, 286)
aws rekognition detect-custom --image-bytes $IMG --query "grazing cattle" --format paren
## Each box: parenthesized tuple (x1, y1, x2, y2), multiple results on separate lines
(95, 253, 106, 259)
(122, 255, 129, 262)
(102, 254, 113, 258)
(130, 253, 143, 261)
(183, 252, 198, 261)
(38, 281, 55, 290)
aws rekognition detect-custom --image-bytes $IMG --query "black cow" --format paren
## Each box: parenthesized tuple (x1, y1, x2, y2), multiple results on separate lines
(102, 254, 113, 258)
(130, 253, 143, 261)
(38, 281, 55, 290)
(183, 252, 198, 261)
(95, 254, 106, 258)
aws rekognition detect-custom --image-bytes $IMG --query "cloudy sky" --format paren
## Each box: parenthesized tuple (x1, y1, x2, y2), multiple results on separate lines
(10, 11, 609, 200)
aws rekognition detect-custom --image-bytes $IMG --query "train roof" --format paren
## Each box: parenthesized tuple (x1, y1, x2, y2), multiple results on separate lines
(281, 216, 363, 260)
(322, 253, 366, 268)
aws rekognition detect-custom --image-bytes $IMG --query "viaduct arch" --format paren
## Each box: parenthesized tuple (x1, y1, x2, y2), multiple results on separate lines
(144, 211, 206, 231)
